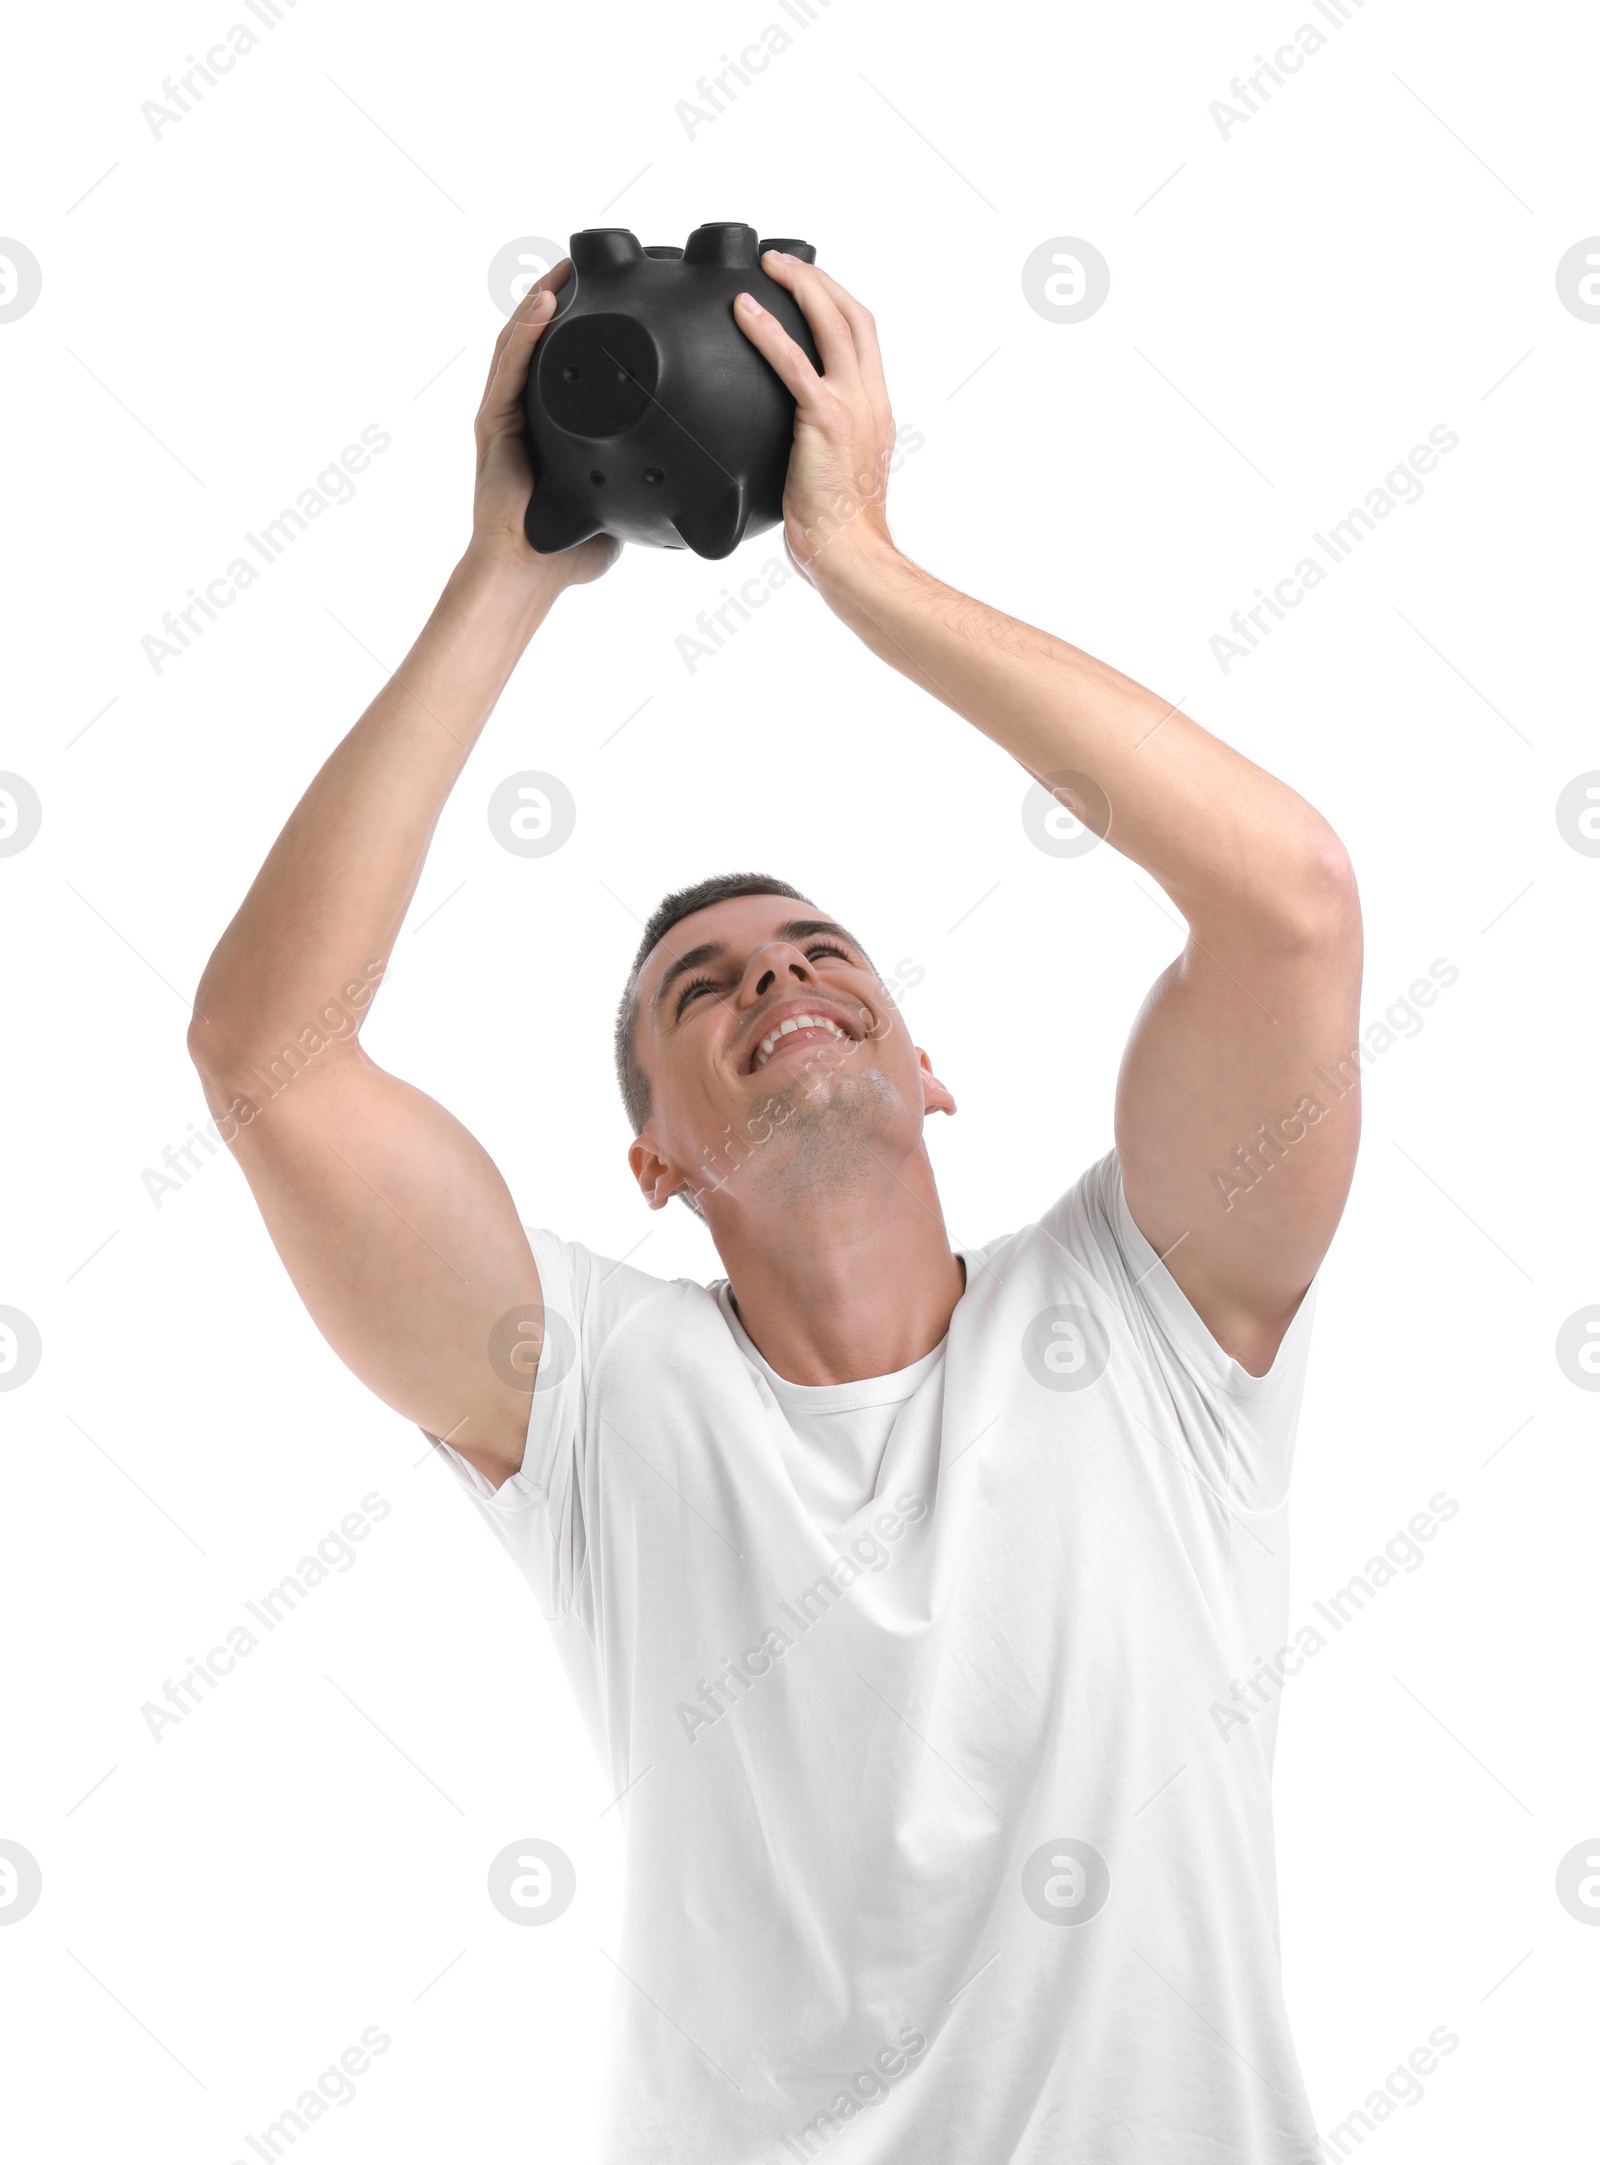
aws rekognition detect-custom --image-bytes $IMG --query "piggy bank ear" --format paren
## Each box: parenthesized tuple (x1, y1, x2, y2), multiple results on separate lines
(524, 489, 605, 554)
(672, 480, 748, 560)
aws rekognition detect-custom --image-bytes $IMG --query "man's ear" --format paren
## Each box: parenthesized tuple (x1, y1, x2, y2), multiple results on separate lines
(628, 1135, 678, 1211)
(917, 1047, 956, 1117)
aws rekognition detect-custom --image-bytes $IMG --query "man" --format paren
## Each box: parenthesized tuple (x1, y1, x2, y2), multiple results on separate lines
(191, 249, 1361, 2163)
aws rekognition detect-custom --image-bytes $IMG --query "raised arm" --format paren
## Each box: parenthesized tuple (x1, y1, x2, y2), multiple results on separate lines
(734, 253, 1362, 1375)
(188, 265, 617, 1483)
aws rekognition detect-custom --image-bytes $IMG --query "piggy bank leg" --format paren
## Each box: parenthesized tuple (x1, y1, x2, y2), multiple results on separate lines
(672, 480, 749, 561)
(524, 489, 606, 554)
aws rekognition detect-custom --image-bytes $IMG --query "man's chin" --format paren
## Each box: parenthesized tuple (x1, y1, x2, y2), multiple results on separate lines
(726, 1064, 896, 1189)
(749, 1053, 884, 1122)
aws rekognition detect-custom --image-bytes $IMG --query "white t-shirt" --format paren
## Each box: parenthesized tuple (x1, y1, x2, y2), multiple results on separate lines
(717, 1281, 948, 1534)
(431, 1149, 1324, 2164)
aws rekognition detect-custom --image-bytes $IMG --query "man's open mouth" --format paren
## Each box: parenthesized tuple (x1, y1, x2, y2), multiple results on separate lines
(745, 1008, 861, 1075)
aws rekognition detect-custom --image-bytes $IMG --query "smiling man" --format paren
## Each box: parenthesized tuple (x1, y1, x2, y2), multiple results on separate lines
(191, 250, 1362, 2163)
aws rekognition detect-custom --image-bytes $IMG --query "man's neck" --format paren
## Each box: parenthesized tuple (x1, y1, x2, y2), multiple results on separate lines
(713, 1150, 966, 1386)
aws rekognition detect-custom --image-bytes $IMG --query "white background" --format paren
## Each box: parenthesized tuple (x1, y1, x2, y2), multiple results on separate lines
(3, 0, 1597, 2157)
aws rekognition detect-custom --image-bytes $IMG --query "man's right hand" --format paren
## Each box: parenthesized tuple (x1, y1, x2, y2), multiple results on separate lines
(469, 260, 621, 588)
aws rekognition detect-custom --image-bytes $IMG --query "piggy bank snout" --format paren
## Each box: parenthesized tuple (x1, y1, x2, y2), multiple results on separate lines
(536, 313, 660, 437)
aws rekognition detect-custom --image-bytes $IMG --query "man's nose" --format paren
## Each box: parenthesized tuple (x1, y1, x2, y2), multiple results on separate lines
(752, 953, 812, 997)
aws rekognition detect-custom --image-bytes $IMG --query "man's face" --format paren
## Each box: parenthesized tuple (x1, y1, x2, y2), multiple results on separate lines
(627, 894, 954, 1214)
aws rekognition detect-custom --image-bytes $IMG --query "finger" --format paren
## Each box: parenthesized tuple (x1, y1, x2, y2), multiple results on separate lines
(478, 257, 571, 409)
(477, 269, 571, 437)
(790, 260, 891, 421)
(477, 292, 553, 435)
(756, 251, 860, 382)
(478, 256, 570, 402)
(732, 289, 827, 409)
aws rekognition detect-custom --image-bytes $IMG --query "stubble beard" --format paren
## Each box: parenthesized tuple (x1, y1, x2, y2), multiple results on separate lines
(752, 1055, 899, 1207)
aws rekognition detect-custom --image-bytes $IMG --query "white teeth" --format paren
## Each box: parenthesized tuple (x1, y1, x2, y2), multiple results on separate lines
(752, 1014, 847, 1071)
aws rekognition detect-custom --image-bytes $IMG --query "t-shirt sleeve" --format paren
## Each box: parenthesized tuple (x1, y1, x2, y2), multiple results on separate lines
(422, 1224, 669, 1621)
(1032, 1147, 1320, 1512)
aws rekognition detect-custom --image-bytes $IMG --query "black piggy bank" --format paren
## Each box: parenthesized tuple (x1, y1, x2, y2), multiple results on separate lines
(521, 222, 820, 562)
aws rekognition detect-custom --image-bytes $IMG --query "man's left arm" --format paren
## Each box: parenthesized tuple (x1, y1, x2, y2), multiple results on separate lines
(736, 254, 1363, 1376)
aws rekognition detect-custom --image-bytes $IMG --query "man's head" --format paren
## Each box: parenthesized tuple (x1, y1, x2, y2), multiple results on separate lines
(615, 874, 954, 1222)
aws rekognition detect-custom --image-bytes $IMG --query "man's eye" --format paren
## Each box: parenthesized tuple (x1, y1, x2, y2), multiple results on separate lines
(808, 943, 850, 963)
(679, 976, 718, 1009)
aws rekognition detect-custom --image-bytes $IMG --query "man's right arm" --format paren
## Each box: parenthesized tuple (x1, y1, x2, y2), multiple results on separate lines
(188, 270, 617, 1489)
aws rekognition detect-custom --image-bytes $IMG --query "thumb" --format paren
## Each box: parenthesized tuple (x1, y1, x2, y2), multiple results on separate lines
(479, 287, 557, 439)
